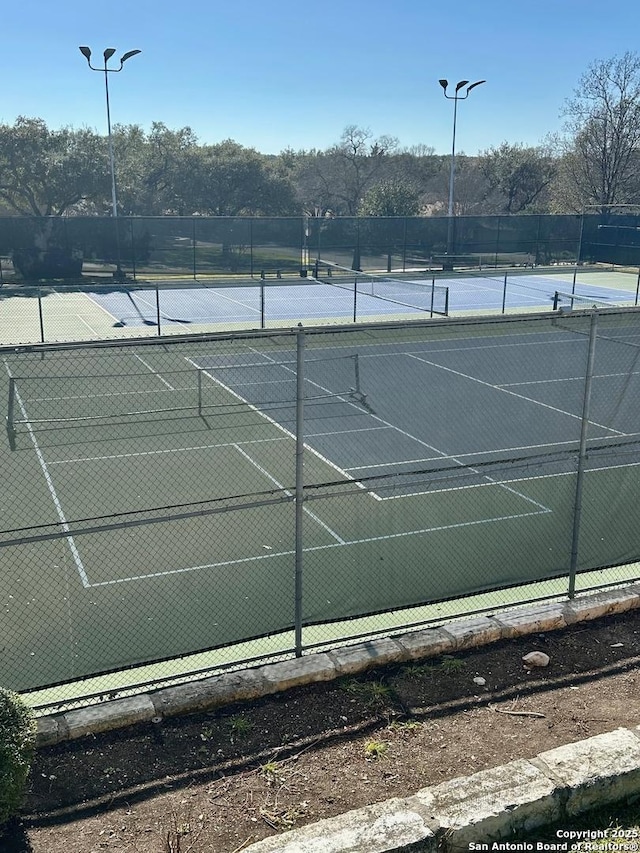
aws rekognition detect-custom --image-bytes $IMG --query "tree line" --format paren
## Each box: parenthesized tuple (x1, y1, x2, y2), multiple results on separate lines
(1, 52, 639, 220)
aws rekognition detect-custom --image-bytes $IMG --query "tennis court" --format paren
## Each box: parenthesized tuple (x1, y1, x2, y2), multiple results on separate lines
(2, 308, 640, 697)
(0, 264, 637, 345)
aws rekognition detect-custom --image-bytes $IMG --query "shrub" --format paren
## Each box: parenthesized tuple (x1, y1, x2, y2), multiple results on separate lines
(0, 688, 36, 828)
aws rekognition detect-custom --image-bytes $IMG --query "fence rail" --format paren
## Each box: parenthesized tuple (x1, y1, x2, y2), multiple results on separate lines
(2, 308, 640, 710)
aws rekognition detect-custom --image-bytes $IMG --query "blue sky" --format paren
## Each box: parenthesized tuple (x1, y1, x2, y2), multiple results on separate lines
(3, 0, 639, 155)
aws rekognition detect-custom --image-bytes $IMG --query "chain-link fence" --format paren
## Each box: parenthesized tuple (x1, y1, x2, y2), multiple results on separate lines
(3, 212, 640, 283)
(0, 214, 587, 284)
(2, 307, 640, 710)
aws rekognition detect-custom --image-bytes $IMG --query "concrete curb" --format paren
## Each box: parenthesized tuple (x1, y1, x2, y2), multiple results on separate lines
(35, 584, 640, 748)
(241, 726, 640, 852)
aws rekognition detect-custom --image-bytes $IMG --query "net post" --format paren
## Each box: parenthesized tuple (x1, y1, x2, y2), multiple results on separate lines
(553, 291, 560, 311)
(501, 270, 508, 314)
(155, 285, 161, 336)
(6, 377, 16, 451)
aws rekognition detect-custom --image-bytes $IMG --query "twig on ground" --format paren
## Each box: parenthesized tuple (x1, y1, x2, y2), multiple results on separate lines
(488, 703, 545, 718)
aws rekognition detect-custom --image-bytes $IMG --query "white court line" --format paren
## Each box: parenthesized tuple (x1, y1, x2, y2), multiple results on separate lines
(500, 369, 640, 387)
(88, 507, 549, 587)
(341, 331, 584, 358)
(342, 435, 626, 473)
(48, 436, 290, 466)
(78, 290, 125, 325)
(51, 287, 115, 335)
(240, 345, 553, 510)
(32, 387, 180, 405)
(233, 444, 345, 544)
(185, 352, 363, 511)
(76, 316, 101, 336)
(204, 287, 262, 315)
(144, 285, 262, 321)
(212, 347, 368, 490)
(389, 455, 640, 499)
(132, 353, 175, 390)
(406, 352, 626, 436)
(306, 425, 391, 439)
(3, 361, 90, 588)
(84, 454, 640, 587)
(129, 291, 192, 331)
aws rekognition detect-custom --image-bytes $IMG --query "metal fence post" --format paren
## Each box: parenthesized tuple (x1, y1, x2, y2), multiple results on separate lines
(6, 377, 16, 450)
(353, 274, 358, 323)
(38, 287, 45, 343)
(130, 219, 137, 281)
(402, 217, 408, 272)
(192, 217, 197, 280)
(294, 324, 305, 656)
(155, 285, 161, 336)
(568, 310, 599, 598)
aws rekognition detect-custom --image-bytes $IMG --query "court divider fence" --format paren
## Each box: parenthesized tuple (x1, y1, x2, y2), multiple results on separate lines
(0, 213, 585, 282)
(2, 307, 640, 710)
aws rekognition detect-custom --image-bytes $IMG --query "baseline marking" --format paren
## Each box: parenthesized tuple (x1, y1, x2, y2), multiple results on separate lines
(88, 507, 549, 587)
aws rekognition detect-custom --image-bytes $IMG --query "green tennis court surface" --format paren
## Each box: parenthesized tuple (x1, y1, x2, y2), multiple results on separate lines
(2, 311, 640, 697)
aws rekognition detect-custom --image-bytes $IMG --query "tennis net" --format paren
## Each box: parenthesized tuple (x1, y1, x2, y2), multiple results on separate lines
(312, 260, 449, 317)
(552, 290, 616, 311)
(4, 366, 233, 450)
(5, 354, 371, 450)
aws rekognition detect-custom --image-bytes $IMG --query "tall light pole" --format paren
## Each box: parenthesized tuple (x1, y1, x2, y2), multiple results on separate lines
(79, 45, 141, 280)
(439, 78, 485, 268)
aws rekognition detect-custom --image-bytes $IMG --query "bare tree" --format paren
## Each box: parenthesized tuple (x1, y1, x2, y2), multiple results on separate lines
(561, 52, 640, 211)
(296, 126, 398, 216)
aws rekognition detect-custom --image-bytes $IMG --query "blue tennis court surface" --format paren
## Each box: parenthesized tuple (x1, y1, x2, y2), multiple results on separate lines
(85, 272, 637, 329)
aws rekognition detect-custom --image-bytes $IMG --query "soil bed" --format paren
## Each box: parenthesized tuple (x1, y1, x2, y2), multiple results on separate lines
(6, 608, 640, 852)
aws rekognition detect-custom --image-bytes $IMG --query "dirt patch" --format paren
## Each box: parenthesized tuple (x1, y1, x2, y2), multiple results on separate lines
(5, 608, 640, 852)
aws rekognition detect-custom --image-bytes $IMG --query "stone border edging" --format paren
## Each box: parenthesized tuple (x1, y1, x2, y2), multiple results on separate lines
(35, 585, 640, 748)
(241, 726, 640, 852)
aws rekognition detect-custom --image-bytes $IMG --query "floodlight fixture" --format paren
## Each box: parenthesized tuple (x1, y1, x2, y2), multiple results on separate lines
(121, 49, 142, 64)
(103, 47, 117, 62)
(438, 76, 486, 260)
